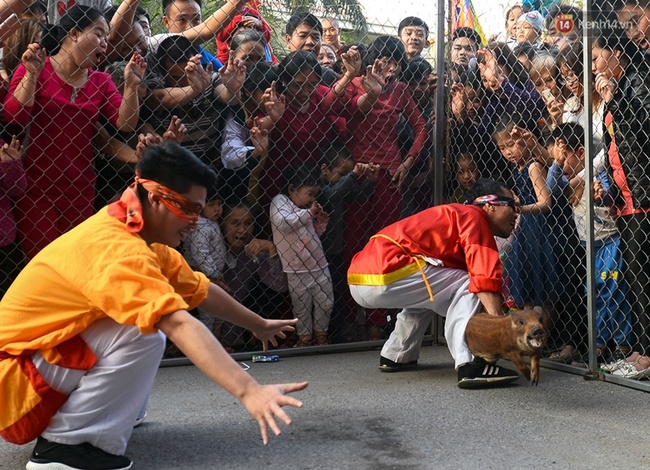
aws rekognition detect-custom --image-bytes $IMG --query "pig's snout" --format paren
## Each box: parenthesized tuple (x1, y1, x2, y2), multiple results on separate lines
(527, 326, 546, 349)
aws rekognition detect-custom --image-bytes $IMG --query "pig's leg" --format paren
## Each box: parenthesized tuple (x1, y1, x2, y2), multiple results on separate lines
(529, 354, 541, 385)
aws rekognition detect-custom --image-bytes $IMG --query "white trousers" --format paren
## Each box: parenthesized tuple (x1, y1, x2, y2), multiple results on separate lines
(349, 266, 480, 368)
(32, 318, 165, 455)
(287, 268, 334, 336)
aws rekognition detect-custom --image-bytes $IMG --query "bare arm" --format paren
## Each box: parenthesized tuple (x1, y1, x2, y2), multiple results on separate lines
(199, 282, 298, 350)
(477, 291, 504, 317)
(178, 0, 247, 46)
(115, 53, 146, 132)
(93, 124, 139, 163)
(157, 310, 308, 444)
(147, 54, 212, 110)
(10, 43, 44, 107)
(106, 0, 139, 61)
(0, 0, 31, 23)
(521, 161, 552, 215)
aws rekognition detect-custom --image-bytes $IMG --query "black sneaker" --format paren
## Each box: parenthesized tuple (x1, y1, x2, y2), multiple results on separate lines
(27, 436, 132, 470)
(378, 356, 418, 372)
(457, 358, 520, 389)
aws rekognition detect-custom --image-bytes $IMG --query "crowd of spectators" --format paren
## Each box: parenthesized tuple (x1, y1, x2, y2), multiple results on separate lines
(1, 0, 650, 379)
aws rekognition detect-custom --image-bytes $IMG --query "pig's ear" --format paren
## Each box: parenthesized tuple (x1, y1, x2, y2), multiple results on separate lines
(533, 306, 550, 326)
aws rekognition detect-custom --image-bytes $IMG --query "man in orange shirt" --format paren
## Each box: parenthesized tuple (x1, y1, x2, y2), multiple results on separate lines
(348, 178, 520, 388)
(0, 143, 308, 470)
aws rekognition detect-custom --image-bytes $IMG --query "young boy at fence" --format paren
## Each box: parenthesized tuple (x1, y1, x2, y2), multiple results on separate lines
(547, 123, 632, 368)
(317, 141, 379, 343)
(397, 16, 430, 60)
(516, 11, 545, 49)
(451, 148, 481, 203)
(270, 163, 334, 347)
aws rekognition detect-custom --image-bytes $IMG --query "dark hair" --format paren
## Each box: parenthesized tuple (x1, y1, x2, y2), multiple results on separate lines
(456, 143, 479, 161)
(206, 184, 223, 203)
(221, 200, 253, 224)
(463, 178, 510, 204)
(453, 27, 482, 48)
(3, 19, 44, 77)
(511, 41, 537, 63)
(285, 11, 322, 36)
(365, 36, 407, 75)
(557, 40, 583, 78)
(44, 5, 105, 55)
(277, 50, 321, 92)
(230, 29, 267, 52)
(163, 0, 202, 14)
(136, 6, 151, 22)
(281, 163, 320, 195)
(156, 35, 199, 68)
(397, 16, 429, 36)
(243, 61, 277, 94)
(492, 112, 525, 140)
(319, 140, 352, 168)
(104, 60, 127, 90)
(594, 24, 644, 65)
(402, 57, 432, 83)
(505, 4, 523, 26)
(103, 6, 120, 23)
(136, 143, 217, 200)
(552, 122, 584, 152)
(26, 0, 47, 19)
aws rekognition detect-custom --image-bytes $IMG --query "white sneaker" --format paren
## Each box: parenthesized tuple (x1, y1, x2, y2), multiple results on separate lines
(611, 361, 650, 379)
(600, 359, 626, 373)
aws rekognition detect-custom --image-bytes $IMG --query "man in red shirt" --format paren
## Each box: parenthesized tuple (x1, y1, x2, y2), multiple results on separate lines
(348, 178, 520, 388)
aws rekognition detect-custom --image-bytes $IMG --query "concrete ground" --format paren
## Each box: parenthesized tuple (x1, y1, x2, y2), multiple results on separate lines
(2, 345, 650, 469)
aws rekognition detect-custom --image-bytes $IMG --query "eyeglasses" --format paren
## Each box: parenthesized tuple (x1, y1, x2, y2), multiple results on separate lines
(471, 194, 520, 213)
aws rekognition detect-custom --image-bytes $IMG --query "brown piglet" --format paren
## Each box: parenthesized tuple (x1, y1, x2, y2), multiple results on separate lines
(465, 307, 548, 385)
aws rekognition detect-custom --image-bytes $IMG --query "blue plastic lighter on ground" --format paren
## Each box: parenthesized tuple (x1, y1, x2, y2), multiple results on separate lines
(252, 354, 280, 363)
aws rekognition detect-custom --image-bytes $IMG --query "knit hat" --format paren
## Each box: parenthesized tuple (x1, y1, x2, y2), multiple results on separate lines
(518, 11, 544, 33)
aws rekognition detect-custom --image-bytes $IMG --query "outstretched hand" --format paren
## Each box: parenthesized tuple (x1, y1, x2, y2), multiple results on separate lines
(124, 52, 147, 89)
(361, 59, 386, 98)
(134, 132, 163, 159)
(163, 115, 187, 143)
(340, 45, 362, 78)
(220, 50, 247, 95)
(477, 49, 504, 93)
(262, 81, 286, 124)
(251, 318, 299, 352)
(241, 381, 309, 445)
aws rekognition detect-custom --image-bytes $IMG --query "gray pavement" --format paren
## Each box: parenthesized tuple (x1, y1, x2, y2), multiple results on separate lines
(2, 345, 650, 469)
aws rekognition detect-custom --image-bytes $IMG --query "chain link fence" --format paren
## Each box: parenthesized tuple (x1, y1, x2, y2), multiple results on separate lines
(1, 0, 649, 388)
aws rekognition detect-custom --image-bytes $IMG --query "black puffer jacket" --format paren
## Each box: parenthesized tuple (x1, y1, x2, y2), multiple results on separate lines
(604, 59, 650, 210)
